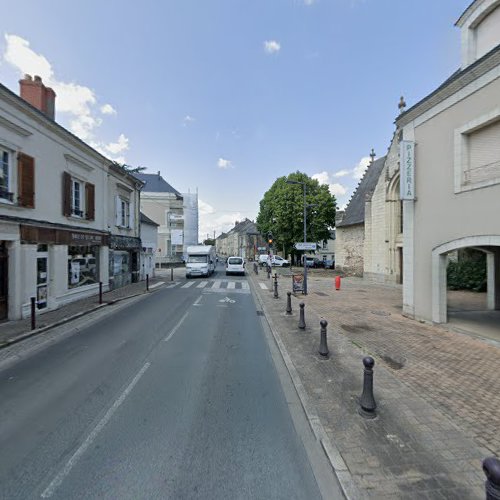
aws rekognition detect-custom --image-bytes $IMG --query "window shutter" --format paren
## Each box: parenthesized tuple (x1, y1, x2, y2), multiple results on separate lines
(62, 172, 72, 216)
(17, 153, 35, 208)
(85, 183, 95, 220)
(129, 199, 135, 229)
(115, 196, 121, 226)
(467, 120, 500, 184)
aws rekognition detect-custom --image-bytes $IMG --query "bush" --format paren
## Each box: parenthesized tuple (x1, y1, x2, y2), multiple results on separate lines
(447, 256, 487, 292)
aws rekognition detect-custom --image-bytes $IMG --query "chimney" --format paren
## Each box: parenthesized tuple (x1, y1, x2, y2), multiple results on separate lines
(19, 74, 56, 120)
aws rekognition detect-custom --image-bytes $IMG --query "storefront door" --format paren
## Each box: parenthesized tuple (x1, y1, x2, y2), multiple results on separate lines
(36, 246, 48, 310)
(0, 242, 7, 320)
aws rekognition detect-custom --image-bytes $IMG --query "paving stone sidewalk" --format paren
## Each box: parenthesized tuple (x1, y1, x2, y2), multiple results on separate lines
(0, 275, 169, 346)
(250, 269, 493, 499)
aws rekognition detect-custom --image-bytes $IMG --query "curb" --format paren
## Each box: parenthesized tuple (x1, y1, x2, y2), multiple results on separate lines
(248, 273, 361, 500)
(0, 283, 165, 350)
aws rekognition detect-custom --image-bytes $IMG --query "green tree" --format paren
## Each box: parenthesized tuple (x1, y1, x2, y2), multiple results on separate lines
(112, 161, 147, 173)
(256, 171, 336, 258)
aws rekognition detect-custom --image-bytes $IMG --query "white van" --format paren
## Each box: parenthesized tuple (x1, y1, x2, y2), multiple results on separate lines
(185, 245, 216, 278)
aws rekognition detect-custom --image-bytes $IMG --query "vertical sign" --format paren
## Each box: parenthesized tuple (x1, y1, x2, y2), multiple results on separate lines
(400, 141, 415, 200)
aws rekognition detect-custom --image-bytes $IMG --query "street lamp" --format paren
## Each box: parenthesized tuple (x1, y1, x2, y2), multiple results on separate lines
(286, 179, 309, 295)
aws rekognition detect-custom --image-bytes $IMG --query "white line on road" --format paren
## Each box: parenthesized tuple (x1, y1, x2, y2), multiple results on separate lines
(149, 282, 165, 290)
(163, 311, 189, 342)
(181, 281, 195, 288)
(193, 295, 202, 306)
(227, 281, 236, 289)
(196, 281, 208, 288)
(165, 282, 180, 289)
(241, 282, 249, 289)
(259, 283, 268, 290)
(212, 280, 222, 289)
(41, 362, 151, 498)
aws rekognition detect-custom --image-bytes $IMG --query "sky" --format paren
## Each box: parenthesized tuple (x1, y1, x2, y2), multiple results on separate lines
(0, 0, 470, 238)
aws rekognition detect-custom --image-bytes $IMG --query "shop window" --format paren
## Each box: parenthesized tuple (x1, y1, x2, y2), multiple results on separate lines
(68, 245, 99, 288)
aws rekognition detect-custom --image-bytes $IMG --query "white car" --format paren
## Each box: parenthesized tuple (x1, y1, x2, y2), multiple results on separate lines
(226, 256, 245, 276)
(272, 256, 289, 267)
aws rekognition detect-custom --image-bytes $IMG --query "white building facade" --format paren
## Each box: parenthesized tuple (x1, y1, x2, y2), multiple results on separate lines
(397, 0, 500, 323)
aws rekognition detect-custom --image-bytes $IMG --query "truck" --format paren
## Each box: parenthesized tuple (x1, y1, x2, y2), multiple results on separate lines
(185, 245, 216, 278)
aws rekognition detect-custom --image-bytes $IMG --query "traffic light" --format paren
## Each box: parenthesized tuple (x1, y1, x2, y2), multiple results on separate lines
(267, 232, 273, 247)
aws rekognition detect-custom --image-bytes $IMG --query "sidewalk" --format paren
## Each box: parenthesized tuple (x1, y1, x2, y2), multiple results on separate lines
(249, 269, 496, 499)
(0, 274, 170, 347)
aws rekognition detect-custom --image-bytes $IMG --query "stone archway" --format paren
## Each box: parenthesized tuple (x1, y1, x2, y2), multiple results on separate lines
(386, 173, 403, 284)
(432, 235, 500, 323)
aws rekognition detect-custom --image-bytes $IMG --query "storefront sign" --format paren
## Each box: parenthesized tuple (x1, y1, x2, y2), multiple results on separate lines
(20, 225, 108, 246)
(400, 141, 415, 200)
(70, 232, 104, 245)
(110, 235, 141, 250)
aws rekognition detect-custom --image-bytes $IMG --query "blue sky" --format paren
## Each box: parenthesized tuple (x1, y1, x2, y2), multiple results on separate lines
(0, 0, 469, 237)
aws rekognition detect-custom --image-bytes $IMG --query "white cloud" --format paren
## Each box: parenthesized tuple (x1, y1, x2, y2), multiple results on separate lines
(101, 103, 116, 115)
(312, 171, 346, 197)
(304, 0, 316, 5)
(352, 156, 371, 180)
(182, 115, 195, 126)
(103, 133, 129, 155)
(2, 34, 129, 162)
(264, 40, 281, 54)
(217, 157, 233, 169)
(333, 169, 349, 178)
(198, 199, 215, 215)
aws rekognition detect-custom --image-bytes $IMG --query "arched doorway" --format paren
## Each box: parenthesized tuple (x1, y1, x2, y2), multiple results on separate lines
(432, 236, 500, 338)
(386, 173, 403, 284)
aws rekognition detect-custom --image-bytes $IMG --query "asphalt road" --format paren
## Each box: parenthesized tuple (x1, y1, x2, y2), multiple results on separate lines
(0, 263, 338, 499)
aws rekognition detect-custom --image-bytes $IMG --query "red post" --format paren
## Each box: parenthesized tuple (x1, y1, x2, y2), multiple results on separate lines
(335, 275, 341, 290)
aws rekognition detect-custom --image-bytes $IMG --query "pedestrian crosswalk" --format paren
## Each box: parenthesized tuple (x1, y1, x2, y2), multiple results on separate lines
(169, 279, 250, 293)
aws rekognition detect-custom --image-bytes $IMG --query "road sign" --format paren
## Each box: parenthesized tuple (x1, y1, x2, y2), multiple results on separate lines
(294, 242, 317, 250)
(257, 247, 266, 251)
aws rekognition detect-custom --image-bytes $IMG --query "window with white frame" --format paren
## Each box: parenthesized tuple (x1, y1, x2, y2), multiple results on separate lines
(117, 197, 130, 227)
(72, 179, 84, 216)
(0, 150, 13, 202)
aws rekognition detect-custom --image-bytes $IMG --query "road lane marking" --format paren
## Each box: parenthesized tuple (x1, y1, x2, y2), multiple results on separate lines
(219, 297, 235, 303)
(241, 282, 249, 289)
(259, 283, 268, 290)
(196, 281, 208, 288)
(227, 282, 236, 289)
(41, 362, 151, 498)
(163, 311, 189, 342)
(149, 282, 165, 290)
(165, 282, 180, 289)
(212, 280, 222, 289)
(181, 281, 195, 288)
(193, 296, 202, 306)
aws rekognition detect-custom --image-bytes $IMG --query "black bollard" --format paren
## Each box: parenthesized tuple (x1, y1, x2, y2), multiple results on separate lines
(146, 274, 149, 292)
(359, 356, 377, 419)
(318, 319, 329, 358)
(298, 302, 306, 330)
(30, 297, 36, 330)
(483, 457, 500, 500)
(286, 292, 292, 315)
(171, 267, 174, 281)
(274, 273, 279, 298)
(253, 262, 258, 275)
(99, 281, 103, 304)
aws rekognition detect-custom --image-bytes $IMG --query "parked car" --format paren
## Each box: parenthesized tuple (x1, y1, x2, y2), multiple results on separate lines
(258, 254, 270, 267)
(271, 256, 289, 267)
(324, 259, 335, 269)
(226, 256, 245, 276)
(303, 256, 315, 268)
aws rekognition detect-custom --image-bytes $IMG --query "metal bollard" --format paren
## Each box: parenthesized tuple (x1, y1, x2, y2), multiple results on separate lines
(286, 292, 292, 315)
(274, 273, 279, 298)
(359, 356, 377, 419)
(171, 267, 174, 281)
(483, 457, 500, 500)
(99, 281, 103, 304)
(30, 297, 36, 330)
(253, 262, 258, 274)
(146, 274, 149, 292)
(318, 319, 329, 358)
(335, 275, 341, 290)
(298, 302, 306, 330)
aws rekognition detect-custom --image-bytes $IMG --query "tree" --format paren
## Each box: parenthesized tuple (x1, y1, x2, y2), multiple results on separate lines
(112, 161, 147, 173)
(203, 238, 215, 246)
(256, 171, 336, 259)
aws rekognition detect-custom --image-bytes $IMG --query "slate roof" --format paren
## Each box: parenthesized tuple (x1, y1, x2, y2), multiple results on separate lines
(133, 173, 182, 198)
(229, 218, 259, 235)
(337, 156, 386, 228)
(140, 212, 159, 226)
